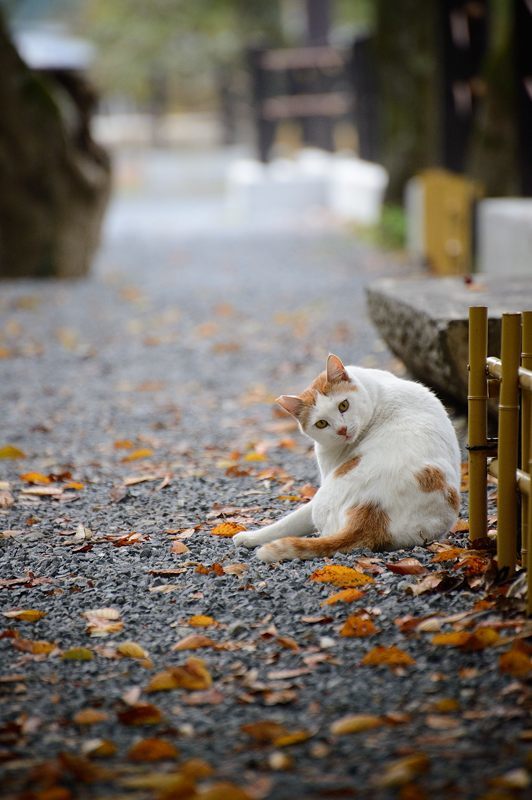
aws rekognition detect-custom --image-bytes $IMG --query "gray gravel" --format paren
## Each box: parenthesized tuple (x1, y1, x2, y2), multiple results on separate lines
(0, 149, 529, 800)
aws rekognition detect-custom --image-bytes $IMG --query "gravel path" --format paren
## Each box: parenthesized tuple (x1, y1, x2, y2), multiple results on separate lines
(0, 149, 529, 800)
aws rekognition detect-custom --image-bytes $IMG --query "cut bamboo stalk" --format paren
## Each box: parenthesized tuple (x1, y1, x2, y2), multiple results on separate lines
(521, 312, 532, 567)
(468, 306, 488, 541)
(497, 313, 521, 571)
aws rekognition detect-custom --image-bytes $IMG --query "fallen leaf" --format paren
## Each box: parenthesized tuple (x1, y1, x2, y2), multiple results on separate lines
(127, 737, 179, 762)
(117, 703, 163, 725)
(321, 588, 365, 606)
(12, 638, 56, 655)
(330, 714, 383, 735)
(171, 541, 190, 555)
(375, 753, 430, 787)
(62, 647, 93, 661)
(114, 439, 134, 449)
(81, 738, 117, 758)
(120, 772, 195, 793)
(19, 472, 51, 484)
(145, 657, 212, 692)
(499, 645, 532, 678)
(223, 563, 248, 576)
(385, 558, 427, 575)
(82, 608, 124, 637)
(361, 646, 416, 668)
(182, 688, 224, 705)
(310, 565, 374, 588)
(3, 609, 46, 622)
(0, 444, 26, 459)
(211, 522, 246, 537)
(188, 615, 216, 628)
(241, 720, 288, 743)
(73, 709, 109, 725)
(274, 729, 313, 747)
(431, 627, 500, 650)
(199, 782, 252, 800)
(121, 448, 154, 462)
(172, 634, 217, 652)
(117, 641, 148, 659)
(20, 486, 63, 497)
(340, 615, 378, 638)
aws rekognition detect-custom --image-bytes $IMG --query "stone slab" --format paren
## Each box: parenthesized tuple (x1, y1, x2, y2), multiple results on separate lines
(366, 275, 532, 405)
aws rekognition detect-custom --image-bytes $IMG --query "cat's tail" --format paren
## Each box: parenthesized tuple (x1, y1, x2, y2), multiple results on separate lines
(256, 503, 391, 562)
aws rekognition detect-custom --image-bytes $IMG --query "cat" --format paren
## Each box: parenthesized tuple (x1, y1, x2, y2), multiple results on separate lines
(233, 354, 461, 562)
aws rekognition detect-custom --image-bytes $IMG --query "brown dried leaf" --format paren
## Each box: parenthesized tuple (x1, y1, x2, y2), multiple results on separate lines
(145, 657, 212, 692)
(117, 703, 163, 725)
(73, 709, 109, 725)
(170, 541, 190, 555)
(3, 609, 46, 622)
(172, 633, 217, 652)
(127, 737, 179, 762)
(385, 558, 427, 575)
(375, 753, 430, 787)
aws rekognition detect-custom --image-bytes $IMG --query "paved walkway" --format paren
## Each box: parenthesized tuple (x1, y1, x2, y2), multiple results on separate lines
(0, 149, 528, 800)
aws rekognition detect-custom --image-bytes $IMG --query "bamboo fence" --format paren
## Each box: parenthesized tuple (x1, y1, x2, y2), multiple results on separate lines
(468, 306, 532, 614)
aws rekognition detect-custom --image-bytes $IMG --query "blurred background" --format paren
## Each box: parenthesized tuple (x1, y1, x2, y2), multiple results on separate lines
(1, 0, 531, 282)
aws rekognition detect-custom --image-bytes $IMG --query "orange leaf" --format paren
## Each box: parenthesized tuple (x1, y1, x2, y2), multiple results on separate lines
(188, 615, 216, 628)
(211, 522, 246, 537)
(12, 638, 56, 655)
(310, 565, 374, 588)
(19, 472, 51, 485)
(385, 558, 427, 575)
(145, 658, 212, 692)
(121, 448, 154, 462)
(64, 481, 84, 491)
(274, 729, 312, 747)
(432, 627, 499, 650)
(321, 588, 364, 606)
(128, 737, 179, 762)
(499, 647, 532, 678)
(431, 547, 466, 563)
(172, 634, 217, 651)
(114, 439, 134, 449)
(340, 615, 378, 638)
(241, 720, 288, 743)
(452, 519, 470, 533)
(361, 646, 415, 668)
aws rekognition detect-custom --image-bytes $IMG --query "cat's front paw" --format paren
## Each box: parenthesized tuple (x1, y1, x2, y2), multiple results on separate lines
(233, 531, 259, 548)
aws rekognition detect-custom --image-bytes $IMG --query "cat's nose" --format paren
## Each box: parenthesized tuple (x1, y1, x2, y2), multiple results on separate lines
(337, 426, 347, 437)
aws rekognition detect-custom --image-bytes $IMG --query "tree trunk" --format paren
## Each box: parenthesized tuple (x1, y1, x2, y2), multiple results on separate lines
(0, 14, 111, 279)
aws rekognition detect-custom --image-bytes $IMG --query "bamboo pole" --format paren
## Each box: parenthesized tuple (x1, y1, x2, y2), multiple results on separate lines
(521, 312, 532, 567)
(497, 313, 521, 571)
(528, 427, 532, 615)
(468, 306, 488, 541)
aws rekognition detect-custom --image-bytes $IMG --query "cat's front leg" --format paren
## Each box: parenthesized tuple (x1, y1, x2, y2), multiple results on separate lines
(233, 502, 315, 548)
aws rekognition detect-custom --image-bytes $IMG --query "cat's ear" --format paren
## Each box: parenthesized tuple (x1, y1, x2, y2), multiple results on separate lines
(276, 395, 304, 418)
(326, 353, 350, 383)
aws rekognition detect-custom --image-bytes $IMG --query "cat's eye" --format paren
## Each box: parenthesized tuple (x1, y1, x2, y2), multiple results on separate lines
(338, 399, 350, 413)
(315, 419, 328, 429)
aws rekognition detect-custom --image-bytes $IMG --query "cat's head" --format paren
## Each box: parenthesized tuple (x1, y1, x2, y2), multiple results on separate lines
(276, 354, 368, 447)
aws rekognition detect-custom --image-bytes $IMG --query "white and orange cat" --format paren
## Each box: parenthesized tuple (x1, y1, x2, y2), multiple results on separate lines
(234, 354, 461, 562)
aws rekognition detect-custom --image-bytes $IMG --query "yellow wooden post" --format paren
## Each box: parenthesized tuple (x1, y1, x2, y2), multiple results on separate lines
(497, 313, 521, 571)
(521, 312, 532, 567)
(468, 306, 488, 541)
(528, 428, 532, 615)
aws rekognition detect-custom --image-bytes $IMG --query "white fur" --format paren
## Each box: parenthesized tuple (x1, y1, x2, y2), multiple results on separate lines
(233, 364, 461, 561)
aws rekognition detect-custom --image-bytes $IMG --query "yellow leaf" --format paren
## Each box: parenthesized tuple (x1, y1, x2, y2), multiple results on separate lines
(121, 448, 154, 462)
(274, 729, 313, 747)
(73, 709, 109, 725)
(340, 615, 378, 638)
(376, 753, 430, 787)
(244, 452, 266, 462)
(19, 472, 51, 485)
(117, 641, 148, 659)
(64, 481, 84, 490)
(330, 714, 383, 735)
(127, 737, 179, 762)
(188, 615, 216, 628)
(62, 647, 93, 661)
(0, 445, 26, 459)
(3, 609, 46, 622)
(310, 565, 374, 588)
(432, 627, 499, 651)
(114, 439, 134, 449)
(13, 639, 56, 655)
(361, 646, 416, 668)
(211, 522, 246, 537)
(321, 588, 365, 606)
(145, 658, 212, 692)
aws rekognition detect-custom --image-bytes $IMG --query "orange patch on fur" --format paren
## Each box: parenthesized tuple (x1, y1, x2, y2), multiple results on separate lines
(446, 486, 460, 512)
(416, 465, 446, 493)
(334, 456, 361, 478)
(296, 371, 356, 426)
(259, 502, 391, 561)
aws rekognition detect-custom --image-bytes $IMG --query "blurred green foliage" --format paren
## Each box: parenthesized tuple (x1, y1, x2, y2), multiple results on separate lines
(354, 204, 406, 252)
